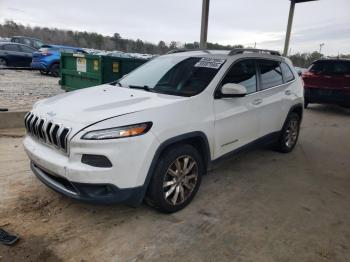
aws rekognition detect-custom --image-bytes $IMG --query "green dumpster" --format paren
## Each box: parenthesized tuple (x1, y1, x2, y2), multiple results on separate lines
(59, 53, 147, 91)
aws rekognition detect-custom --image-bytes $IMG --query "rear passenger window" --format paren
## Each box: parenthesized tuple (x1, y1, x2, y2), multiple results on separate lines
(258, 60, 283, 90)
(221, 60, 257, 94)
(281, 63, 295, 82)
(4, 44, 20, 51)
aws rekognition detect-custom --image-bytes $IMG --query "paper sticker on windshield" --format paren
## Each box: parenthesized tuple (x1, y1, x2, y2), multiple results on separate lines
(194, 58, 226, 69)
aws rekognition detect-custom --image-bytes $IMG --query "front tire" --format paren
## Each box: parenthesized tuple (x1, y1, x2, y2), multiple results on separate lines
(146, 144, 204, 213)
(0, 58, 7, 68)
(275, 113, 301, 153)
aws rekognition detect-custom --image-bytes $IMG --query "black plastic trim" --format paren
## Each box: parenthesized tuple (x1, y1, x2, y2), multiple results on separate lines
(31, 161, 142, 205)
(81, 154, 113, 168)
(210, 131, 280, 165)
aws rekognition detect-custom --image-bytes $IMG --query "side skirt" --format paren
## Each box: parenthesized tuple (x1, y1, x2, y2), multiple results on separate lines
(209, 131, 281, 167)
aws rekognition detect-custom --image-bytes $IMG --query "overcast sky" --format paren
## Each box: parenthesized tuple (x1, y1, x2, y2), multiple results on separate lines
(1, 0, 349, 55)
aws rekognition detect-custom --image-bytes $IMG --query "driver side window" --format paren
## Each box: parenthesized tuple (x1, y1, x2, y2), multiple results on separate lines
(221, 60, 257, 94)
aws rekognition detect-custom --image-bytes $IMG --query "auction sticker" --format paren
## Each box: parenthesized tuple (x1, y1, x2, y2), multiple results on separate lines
(194, 57, 226, 69)
(76, 58, 87, 72)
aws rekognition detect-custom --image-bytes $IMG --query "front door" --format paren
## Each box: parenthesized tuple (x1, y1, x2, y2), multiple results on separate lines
(213, 59, 262, 159)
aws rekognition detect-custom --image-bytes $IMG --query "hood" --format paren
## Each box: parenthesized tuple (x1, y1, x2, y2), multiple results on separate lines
(33, 84, 184, 130)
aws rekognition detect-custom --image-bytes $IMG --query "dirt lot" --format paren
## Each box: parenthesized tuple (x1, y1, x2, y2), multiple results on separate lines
(0, 70, 63, 112)
(0, 104, 349, 262)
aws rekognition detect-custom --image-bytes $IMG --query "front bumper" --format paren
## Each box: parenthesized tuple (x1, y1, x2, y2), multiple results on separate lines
(31, 161, 143, 204)
(23, 129, 159, 205)
(31, 61, 48, 70)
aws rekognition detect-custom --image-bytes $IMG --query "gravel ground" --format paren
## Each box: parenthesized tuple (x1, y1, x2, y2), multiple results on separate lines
(0, 105, 349, 261)
(0, 70, 63, 112)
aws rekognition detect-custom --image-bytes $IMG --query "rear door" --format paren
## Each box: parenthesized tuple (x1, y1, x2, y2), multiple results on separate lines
(213, 59, 261, 158)
(2, 44, 23, 66)
(256, 59, 289, 137)
(18, 45, 35, 67)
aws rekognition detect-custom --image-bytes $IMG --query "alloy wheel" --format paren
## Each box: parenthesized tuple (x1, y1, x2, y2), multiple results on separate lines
(163, 155, 198, 206)
(0, 58, 7, 68)
(285, 119, 299, 148)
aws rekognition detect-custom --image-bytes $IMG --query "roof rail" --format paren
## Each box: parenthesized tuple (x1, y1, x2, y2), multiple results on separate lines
(167, 48, 211, 54)
(229, 48, 281, 56)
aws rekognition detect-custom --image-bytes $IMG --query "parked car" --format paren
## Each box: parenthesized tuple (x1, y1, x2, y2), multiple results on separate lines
(23, 49, 303, 213)
(31, 45, 87, 77)
(11, 36, 44, 50)
(0, 42, 36, 67)
(294, 66, 307, 76)
(302, 59, 350, 108)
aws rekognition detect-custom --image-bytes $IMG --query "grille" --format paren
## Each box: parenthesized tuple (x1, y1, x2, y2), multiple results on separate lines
(24, 112, 71, 153)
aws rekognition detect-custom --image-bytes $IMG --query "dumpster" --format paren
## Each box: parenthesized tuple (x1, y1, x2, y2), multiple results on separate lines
(59, 53, 147, 91)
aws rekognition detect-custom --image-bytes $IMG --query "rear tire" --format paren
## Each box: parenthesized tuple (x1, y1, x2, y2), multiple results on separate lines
(49, 63, 60, 77)
(146, 144, 204, 213)
(275, 113, 301, 153)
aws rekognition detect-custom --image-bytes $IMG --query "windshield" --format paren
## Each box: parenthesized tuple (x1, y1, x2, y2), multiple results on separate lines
(115, 56, 225, 97)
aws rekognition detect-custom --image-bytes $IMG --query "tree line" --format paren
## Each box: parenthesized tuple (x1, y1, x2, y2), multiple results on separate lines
(0, 20, 242, 54)
(1, 20, 348, 67)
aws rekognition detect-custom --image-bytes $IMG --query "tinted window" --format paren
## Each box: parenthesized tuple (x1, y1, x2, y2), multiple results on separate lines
(331, 61, 350, 75)
(258, 60, 283, 90)
(22, 39, 31, 46)
(33, 40, 43, 49)
(309, 61, 350, 75)
(3, 44, 20, 51)
(281, 62, 295, 82)
(221, 60, 257, 94)
(20, 45, 35, 53)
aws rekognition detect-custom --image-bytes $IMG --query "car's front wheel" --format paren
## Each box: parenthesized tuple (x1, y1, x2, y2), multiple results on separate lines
(0, 58, 7, 68)
(275, 112, 301, 153)
(40, 69, 49, 75)
(146, 144, 204, 213)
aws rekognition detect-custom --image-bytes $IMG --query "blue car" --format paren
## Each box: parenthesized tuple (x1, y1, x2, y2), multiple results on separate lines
(31, 45, 86, 77)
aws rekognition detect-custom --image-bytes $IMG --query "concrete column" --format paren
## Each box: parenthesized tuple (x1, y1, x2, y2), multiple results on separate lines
(283, 1, 295, 56)
(200, 0, 210, 49)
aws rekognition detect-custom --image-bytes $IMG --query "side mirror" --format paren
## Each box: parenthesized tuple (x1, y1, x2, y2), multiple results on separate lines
(220, 83, 247, 98)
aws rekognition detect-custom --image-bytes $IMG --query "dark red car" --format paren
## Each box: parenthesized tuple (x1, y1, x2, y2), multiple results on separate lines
(302, 59, 350, 108)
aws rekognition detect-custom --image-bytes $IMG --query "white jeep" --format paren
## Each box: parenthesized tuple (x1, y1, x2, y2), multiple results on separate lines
(23, 48, 303, 213)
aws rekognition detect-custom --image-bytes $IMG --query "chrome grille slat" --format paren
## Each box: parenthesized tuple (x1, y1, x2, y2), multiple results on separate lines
(24, 112, 71, 153)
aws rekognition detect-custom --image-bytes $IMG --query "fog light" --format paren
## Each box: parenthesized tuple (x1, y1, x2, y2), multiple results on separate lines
(81, 154, 112, 168)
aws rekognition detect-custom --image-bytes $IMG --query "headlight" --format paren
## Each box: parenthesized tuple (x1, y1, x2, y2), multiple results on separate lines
(81, 122, 152, 140)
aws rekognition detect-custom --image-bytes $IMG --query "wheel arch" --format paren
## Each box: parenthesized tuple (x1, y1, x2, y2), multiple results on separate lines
(131, 131, 211, 206)
(281, 103, 303, 131)
(290, 103, 303, 120)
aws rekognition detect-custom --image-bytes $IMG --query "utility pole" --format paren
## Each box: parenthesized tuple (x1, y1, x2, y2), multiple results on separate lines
(319, 43, 324, 54)
(200, 0, 210, 49)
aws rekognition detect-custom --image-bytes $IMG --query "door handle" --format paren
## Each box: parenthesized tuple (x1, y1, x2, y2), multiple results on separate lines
(252, 99, 262, 105)
(285, 90, 292, 95)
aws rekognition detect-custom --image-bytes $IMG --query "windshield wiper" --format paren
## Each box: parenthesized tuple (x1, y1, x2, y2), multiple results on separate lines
(110, 81, 122, 86)
(128, 85, 151, 91)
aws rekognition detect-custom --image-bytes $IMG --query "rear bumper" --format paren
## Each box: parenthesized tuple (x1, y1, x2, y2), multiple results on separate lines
(31, 161, 143, 204)
(304, 87, 350, 106)
(31, 61, 48, 70)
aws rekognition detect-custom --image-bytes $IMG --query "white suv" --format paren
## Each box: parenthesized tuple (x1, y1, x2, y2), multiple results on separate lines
(23, 48, 303, 213)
